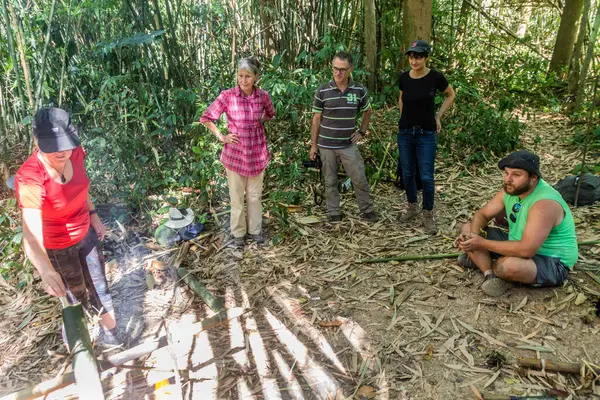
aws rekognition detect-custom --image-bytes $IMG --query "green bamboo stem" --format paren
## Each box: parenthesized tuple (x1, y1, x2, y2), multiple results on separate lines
(178, 267, 225, 312)
(62, 303, 105, 400)
(356, 239, 600, 264)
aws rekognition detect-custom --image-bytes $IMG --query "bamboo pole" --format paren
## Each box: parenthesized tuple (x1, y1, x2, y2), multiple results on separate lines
(34, 0, 57, 109)
(178, 267, 225, 312)
(60, 299, 104, 400)
(356, 239, 600, 264)
(517, 357, 600, 375)
(574, 76, 599, 207)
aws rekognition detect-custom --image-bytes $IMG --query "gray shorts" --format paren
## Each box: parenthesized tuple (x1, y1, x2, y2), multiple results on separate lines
(485, 227, 570, 287)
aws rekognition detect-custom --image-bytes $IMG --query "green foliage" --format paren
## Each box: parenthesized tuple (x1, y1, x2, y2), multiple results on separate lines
(0, 198, 28, 284)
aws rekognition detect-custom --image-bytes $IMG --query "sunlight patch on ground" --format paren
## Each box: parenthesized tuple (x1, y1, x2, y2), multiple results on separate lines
(269, 287, 347, 374)
(226, 287, 249, 368)
(271, 349, 306, 400)
(237, 378, 255, 400)
(242, 288, 282, 400)
(188, 323, 218, 399)
(264, 308, 340, 399)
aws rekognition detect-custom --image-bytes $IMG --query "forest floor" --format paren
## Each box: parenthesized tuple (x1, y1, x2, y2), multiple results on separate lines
(1, 112, 600, 400)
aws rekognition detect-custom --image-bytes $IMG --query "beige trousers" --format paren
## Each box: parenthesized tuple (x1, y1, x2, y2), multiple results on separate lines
(226, 169, 264, 238)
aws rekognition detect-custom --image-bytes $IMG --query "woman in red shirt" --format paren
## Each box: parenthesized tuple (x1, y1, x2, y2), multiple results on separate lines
(200, 57, 275, 248)
(15, 107, 121, 346)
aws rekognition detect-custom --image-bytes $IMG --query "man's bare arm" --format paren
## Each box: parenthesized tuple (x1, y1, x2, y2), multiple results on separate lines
(483, 200, 560, 258)
(470, 189, 506, 235)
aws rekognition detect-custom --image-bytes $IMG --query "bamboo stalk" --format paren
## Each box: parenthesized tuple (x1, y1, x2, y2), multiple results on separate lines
(34, 0, 58, 109)
(517, 357, 600, 375)
(178, 267, 225, 312)
(356, 239, 600, 264)
(61, 301, 104, 400)
(574, 76, 599, 207)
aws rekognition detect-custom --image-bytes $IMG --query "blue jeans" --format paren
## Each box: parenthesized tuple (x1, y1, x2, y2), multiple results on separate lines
(398, 128, 437, 210)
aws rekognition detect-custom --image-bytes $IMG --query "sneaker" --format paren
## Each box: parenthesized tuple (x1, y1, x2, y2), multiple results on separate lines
(361, 212, 378, 223)
(124, 315, 145, 346)
(328, 214, 342, 223)
(247, 231, 267, 244)
(399, 203, 419, 223)
(457, 253, 477, 269)
(481, 274, 512, 297)
(100, 329, 125, 348)
(422, 210, 437, 235)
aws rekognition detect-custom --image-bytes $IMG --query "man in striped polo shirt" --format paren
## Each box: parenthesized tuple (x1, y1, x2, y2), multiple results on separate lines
(309, 51, 377, 222)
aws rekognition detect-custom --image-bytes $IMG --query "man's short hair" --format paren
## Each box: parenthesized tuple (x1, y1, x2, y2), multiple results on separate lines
(333, 51, 353, 67)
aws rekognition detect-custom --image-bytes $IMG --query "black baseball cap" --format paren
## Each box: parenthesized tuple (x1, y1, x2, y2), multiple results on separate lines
(498, 150, 542, 179)
(405, 39, 431, 55)
(32, 107, 80, 153)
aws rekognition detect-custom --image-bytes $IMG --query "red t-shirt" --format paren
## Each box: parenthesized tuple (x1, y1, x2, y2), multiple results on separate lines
(15, 147, 91, 249)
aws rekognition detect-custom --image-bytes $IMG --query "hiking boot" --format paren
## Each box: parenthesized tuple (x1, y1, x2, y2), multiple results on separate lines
(248, 231, 267, 244)
(361, 211, 378, 223)
(399, 203, 419, 223)
(423, 210, 437, 235)
(232, 236, 245, 248)
(481, 274, 512, 297)
(457, 253, 477, 269)
(328, 214, 342, 223)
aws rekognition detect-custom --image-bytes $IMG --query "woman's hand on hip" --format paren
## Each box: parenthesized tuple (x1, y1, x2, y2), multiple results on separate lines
(90, 214, 106, 241)
(41, 269, 66, 297)
(217, 132, 239, 144)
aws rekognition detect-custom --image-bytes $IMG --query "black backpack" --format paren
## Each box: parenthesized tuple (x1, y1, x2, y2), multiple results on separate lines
(554, 173, 600, 206)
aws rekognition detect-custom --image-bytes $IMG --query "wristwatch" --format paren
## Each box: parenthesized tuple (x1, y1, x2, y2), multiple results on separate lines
(358, 129, 366, 136)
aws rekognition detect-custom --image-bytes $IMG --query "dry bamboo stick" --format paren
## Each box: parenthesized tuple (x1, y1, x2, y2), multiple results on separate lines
(517, 357, 600, 375)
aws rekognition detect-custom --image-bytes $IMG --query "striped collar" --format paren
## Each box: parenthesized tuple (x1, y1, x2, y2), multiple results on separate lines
(328, 79, 355, 93)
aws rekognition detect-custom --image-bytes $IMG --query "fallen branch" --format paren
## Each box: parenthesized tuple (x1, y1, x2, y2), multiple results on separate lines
(517, 357, 600, 375)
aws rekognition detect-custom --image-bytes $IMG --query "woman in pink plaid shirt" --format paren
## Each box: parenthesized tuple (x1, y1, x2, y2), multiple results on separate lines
(201, 57, 275, 248)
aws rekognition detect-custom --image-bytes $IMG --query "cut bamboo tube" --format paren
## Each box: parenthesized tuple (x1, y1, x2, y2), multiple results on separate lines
(178, 267, 225, 312)
(517, 357, 600, 375)
(62, 301, 104, 400)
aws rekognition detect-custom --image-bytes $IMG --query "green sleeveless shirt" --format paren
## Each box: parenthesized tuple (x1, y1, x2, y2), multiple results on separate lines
(503, 179, 578, 268)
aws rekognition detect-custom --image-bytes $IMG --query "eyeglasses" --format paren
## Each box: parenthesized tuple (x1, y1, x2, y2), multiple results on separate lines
(408, 53, 427, 60)
(509, 202, 522, 223)
(333, 67, 349, 73)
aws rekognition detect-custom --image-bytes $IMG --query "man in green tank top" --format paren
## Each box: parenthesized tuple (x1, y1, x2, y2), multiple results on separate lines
(454, 150, 577, 297)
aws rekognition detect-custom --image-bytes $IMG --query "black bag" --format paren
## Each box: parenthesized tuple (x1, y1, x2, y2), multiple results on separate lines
(395, 156, 423, 191)
(554, 173, 600, 206)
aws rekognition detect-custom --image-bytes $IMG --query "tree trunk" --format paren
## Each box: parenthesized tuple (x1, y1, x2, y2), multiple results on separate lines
(402, 0, 433, 69)
(576, 2, 600, 108)
(567, 0, 591, 108)
(258, 0, 276, 60)
(364, 0, 377, 92)
(549, 0, 585, 75)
